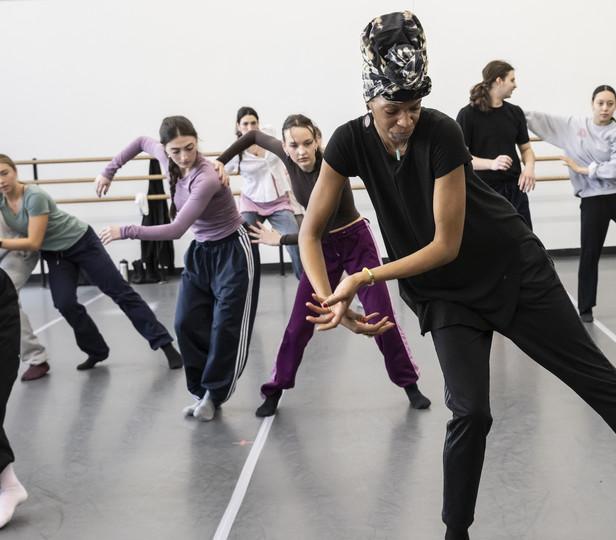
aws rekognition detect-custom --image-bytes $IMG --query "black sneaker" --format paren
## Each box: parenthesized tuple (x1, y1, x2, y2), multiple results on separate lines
(255, 391, 282, 417)
(580, 310, 594, 323)
(76, 356, 107, 370)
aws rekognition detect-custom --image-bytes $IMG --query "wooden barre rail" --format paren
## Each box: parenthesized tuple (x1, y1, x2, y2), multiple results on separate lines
(12, 136, 547, 166)
(17, 156, 568, 184)
(49, 176, 570, 204)
(13, 153, 219, 166)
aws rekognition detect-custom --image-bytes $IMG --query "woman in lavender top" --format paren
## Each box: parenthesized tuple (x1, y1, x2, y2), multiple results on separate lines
(526, 85, 616, 322)
(99, 116, 260, 421)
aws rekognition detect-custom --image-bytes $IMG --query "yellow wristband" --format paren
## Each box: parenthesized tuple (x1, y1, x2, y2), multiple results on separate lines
(361, 267, 375, 287)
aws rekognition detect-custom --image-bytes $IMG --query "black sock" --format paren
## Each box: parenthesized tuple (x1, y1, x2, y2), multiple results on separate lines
(76, 356, 106, 371)
(255, 391, 282, 417)
(162, 344, 183, 369)
(404, 383, 431, 409)
(445, 526, 469, 540)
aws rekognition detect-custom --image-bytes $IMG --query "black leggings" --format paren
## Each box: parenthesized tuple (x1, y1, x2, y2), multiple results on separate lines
(0, 269, 20, 472)
(432, 240, 616, 529)
(578, 193, 616, 313)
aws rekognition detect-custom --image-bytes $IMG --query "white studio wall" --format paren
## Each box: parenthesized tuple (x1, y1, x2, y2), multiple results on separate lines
(2, 0, 615, 270)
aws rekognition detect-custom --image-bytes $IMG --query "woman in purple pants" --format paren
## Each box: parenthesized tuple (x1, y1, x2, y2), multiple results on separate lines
(216, 114, 430, 416)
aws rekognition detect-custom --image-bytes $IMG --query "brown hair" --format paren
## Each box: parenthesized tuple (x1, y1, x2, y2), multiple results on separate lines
(469, 60, 514, 112)
(0, 154, 17, 172)
(281, 114, 323, 160)
(158, 116, 198, 220)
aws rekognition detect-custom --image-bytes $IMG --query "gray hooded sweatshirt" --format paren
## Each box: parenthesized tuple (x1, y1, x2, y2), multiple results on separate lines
(525, 111, 616, 198)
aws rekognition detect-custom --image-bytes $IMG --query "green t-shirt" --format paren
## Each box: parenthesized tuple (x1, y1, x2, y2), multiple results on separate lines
(0, 185, 87, 251)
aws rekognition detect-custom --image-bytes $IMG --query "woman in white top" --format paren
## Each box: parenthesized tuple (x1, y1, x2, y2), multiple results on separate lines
(526, 85, 616, 322)
(225, 106, 302, 278)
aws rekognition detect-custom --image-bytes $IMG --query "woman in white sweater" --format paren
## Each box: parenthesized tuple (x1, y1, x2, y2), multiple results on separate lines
(526, 85, 616, 322)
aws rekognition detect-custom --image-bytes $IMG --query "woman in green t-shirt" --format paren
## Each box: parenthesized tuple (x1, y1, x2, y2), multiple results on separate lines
(0, 154, 181, 372)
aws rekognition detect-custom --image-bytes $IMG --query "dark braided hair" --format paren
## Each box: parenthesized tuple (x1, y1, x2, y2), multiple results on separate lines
(281, 114, 323, 162)
(469, 60, 514, 112)
(235, 106, 259, 174)
(159, 116, 198, 219)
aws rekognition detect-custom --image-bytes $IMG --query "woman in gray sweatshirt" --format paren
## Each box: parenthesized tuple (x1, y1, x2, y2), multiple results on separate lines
(526, 85, 616, 322)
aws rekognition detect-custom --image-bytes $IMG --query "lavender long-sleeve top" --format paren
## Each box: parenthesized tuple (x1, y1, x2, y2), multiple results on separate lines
(101, 137, 242, 242)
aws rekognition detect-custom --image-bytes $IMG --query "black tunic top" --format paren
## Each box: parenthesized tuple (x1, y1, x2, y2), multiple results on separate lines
(456, 102, 529, 187)
(324, 108, 535, 334)
(217, 131, 360, 244)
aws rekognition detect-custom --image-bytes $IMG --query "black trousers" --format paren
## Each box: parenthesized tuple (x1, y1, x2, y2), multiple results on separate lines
(0, 269, 20, 472)
(432, 240, 616, 529)
(578, 193, 616, 313)
(41, 227, 172, 360)
(489, 181, 533, 230)
(175, 226, 260, 405)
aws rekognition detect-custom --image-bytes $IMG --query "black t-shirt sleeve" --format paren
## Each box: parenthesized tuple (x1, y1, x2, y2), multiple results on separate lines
(217, 131, 286, 164)
(323, 123, 359, 178)
(431, 116, 473, 179)
(455, 106, 473, 148)
(513, 105, 530, 145)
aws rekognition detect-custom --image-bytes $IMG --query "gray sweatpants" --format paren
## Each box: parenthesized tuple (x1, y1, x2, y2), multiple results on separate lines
(0, 216, 48, 366)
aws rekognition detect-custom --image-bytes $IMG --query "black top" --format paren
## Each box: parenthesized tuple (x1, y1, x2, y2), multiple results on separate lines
(217, 131, 360, 244)
(324, 108, 535, 334)
(456, 102, 529, 186)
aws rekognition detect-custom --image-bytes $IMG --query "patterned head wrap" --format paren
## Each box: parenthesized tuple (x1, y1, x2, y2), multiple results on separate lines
(361, 11, 432, 103)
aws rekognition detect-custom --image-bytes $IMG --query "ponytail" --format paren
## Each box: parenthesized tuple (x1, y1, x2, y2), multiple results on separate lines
(469, 60, 514, 113)
(469, 81, 491, 113)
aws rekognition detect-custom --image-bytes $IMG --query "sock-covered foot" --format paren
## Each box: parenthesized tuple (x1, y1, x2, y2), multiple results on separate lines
(404, 383, 431, 409)
(0, 465, 28, 529)
(21, 361, 50, 382)
(182, 399, 200, 417)
(76, 356, 106, 371)
(255, 390, 282, 417)
(445, 526, 469, 540)
(162, 344, 183, 370)
(193, 393, 216, 422)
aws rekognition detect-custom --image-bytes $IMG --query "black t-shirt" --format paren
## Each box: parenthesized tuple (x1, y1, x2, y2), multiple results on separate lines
(456, 102, 529, 186)
(217, 131, 359, 244)
(324, 108, 535, 334)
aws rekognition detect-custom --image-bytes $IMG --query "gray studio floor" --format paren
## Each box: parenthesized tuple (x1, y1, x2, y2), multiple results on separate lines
(3, 255, 616, 540)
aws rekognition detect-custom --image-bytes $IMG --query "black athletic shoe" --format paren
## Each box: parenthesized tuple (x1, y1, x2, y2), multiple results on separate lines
(255, 391, 282, 417)
(76, 356, 107, 371)
(580, 310, 594, 323)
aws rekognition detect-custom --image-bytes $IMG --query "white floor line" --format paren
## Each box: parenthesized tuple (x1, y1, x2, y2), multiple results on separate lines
(33, 293, 105, 335)
(213, 397, 284, 540)
(566, 291, 616, 345)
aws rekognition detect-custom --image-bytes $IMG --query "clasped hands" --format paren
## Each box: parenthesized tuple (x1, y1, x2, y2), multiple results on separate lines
(304, 273, 395, 337)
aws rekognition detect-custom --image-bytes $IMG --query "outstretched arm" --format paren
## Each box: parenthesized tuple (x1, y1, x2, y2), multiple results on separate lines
(216, 130, 286, 166)
(100, 169, 221, 244)
(95, 137, 168, 197)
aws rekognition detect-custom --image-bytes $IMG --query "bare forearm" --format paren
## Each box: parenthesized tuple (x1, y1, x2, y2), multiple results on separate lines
(298, 229, 332, 297)
(471, 156, 493, 170)
(520, 147, 535, 169)
(360, 240, 459, 286)
(0, 237, 41, 251)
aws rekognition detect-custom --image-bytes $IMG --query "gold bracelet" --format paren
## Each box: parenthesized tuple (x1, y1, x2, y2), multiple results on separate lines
(361, 267, 375, 287)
